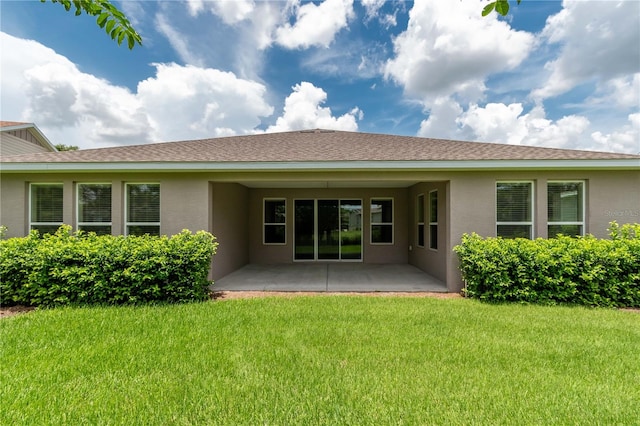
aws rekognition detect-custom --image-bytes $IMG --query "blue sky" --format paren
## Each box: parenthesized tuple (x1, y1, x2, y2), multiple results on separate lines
(1, 0, 638, 153)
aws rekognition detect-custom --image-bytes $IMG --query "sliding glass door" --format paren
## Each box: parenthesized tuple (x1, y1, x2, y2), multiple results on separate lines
(294, 199, 362, 261)
(294, 200, 315, 260)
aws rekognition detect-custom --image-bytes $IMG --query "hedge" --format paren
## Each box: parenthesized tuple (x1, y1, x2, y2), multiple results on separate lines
(454, 222, 640, 308)
(0, 226, 218, 307)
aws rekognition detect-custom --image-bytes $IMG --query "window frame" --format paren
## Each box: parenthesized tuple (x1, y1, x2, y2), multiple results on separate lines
(76, 183, 112, 235)
(429, 190, 438, 250)
(496, 181, 534, 239)
(417, 194, 425, 248)
(547, 180, 585, 237)
(124, 182, 161, 236)
(370, 197, 394, 245)
(263, 198, 287, 245)
(29, 182, 64, 234)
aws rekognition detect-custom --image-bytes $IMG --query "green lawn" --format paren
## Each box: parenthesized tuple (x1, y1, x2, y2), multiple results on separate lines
(1, 297, 639, 425)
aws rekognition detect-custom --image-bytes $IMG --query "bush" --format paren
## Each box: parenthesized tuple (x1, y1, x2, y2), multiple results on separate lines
(0, 226, 218, 307)
(454, 222, 640, 308)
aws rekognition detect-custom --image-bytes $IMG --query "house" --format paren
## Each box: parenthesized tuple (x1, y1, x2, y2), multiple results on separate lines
(1, 129, 639, 292)
(0, 121, 58, 156)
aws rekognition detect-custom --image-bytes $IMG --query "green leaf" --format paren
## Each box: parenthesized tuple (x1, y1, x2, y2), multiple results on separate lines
(110, 26, 120, 40)
(96, 12, 109, 27)
(41, 0, 142, 49)
(105, 18, 115, 34)
(482, 2, 496, 17)
(495, 0, 510, 16)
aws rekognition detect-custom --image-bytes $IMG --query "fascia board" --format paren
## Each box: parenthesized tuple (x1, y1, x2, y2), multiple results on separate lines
(1, 159, 639, 173)
(28, 124, 58, 152)
(0, 124, 33, 132)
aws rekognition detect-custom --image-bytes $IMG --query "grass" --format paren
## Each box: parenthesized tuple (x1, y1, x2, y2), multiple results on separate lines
(1, 297, 639, 425)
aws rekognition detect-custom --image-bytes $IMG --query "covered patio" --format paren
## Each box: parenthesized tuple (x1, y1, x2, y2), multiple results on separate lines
(213, 263, 448, 292)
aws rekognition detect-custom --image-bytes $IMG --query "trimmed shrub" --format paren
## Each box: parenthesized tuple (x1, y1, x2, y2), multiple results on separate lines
(0, 226, 218, 307)
(454, 222, 640, 308)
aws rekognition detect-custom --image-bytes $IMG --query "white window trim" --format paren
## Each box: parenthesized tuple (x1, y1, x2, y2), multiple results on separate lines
(76, 183, 112, 233)
(547, 180, 585, 236)
(496, 181, 535, 239)
(417, 193, 425, 248)
(29, 182, 64, 231)
(429, 190, 438, 251)
(263, 198, 287, 245)
(124, 183, 160, 236)
(370, 197, 394, 245)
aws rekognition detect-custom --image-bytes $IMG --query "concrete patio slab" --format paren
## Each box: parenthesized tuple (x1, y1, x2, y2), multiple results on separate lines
(213, 263, 447, 292)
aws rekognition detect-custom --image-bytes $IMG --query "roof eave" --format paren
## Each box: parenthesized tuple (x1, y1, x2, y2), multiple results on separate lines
(1, 159, 639, 173)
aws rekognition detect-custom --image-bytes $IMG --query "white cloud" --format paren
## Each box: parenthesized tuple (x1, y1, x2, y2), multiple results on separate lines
(244, 2, 282, 51)
(155, 13, 204, 67)
(275, 0, 355, 49)
(591, 113, 640, 154)
(185, 0, 204, 17)
(384, 0, 534, 104)
(0, 33, 152, 146)
(454, 102, 639, 153)
(119, 1, 145, 27)
(458, 103, 593, 150)
(417, 97, 463, 140)
(213, 0, 255, 24)
(361, 0, 398, 27)
(0, 32, 274, 148)
(589, 73, 640, 110)
(533, 0, 640, 100)
(361, 0, 385, 18)
(266, 82, 361, 132)
(137, 63, 273, 141)
(187, 0, 256, 24)
(22, 60, 152, 144)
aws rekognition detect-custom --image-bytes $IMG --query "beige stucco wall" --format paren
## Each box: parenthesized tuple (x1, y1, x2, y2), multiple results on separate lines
(444, 169, 640, 292)
(247, 187, 409, 265)
(159, 177, 210, 235)
(585, 171, 640, 237)
(1, 168, 638, 292)
(408, 182, 448, 283)
(0, 173, 211, 238)
(210, 183, 249, 280)
(0, 174, 29, 236)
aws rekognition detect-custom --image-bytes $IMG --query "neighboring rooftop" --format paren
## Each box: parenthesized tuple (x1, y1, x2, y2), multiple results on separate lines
(1, 129, 639, 166)
(0, 121, 57, 155)
(0, 121, 30, 128)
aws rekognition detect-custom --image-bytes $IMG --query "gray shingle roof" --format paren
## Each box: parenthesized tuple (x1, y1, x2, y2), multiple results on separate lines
(2, 129, 639, 164)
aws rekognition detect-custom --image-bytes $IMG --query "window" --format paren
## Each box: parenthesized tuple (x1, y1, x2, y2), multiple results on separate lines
(417, 194, 425, 247)
(429, 190, 438, 250)
(77, 183, 112, 235)
(496, 182, 533, 239)
(30, 183, 63, 234)
(126, 183, 160, 236)
(371, 198, 393, 244)
(548, 181, 584, 237)
(264, 199, 286, 244)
